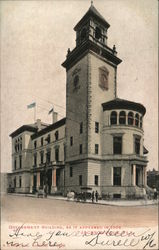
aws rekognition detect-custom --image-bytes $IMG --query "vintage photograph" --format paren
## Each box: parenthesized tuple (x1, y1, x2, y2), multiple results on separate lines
(1, 0, 158, 249)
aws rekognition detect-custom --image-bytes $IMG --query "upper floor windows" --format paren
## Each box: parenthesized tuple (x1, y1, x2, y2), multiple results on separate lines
(14, 136, 22, 153)
(55, 131, 59, 141)
(19, 155, 22, 169)
(128, 112, 134, 125)
(110, 110, 143, 129)
(134, 136, 140, 155)
(113, 136, 122, 155)
(95, 27, 102, 40)
(14, 159, 16, 170)
(80, 122, 83, 134)
(41, 137, 43, 146)
(95, 122, 99, 133)
(119, 111, 126, 125)
(110, 111, 117, 125)
(34, 141, 37, 149)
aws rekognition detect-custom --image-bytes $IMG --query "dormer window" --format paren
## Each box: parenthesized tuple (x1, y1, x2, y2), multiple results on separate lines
(95, 26, 102, 40)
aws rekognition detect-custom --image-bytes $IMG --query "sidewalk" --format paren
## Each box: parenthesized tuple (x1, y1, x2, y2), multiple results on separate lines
(7, 193, 159, 206)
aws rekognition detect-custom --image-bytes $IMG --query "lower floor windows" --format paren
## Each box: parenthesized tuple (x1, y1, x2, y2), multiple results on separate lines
(79, 175, 82, 186)
(94, 175, 98, 186)
(70, 166, 73, 177)
(19, 176, 22, 188)
(113, 167, 121, 186)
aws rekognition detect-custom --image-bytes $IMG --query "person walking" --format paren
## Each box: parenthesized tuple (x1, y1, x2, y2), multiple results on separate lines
(95, 190, 98, 202)
(91, 191, 95, 203)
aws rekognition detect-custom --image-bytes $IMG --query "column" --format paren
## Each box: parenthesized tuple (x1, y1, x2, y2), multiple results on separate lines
(37, 172, 40, 189)
(51, 168, 57, 193)
(132, 165, 136, 186)
(30, 174, 33, 193)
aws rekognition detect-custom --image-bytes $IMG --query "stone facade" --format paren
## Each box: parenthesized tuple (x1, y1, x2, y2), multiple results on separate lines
(8, 4, 148, 198)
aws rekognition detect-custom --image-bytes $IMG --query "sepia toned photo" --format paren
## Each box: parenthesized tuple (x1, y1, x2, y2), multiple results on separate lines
(1, 0, 158, 249)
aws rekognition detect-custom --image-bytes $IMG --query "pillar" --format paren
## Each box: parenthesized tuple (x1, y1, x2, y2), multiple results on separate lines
(37, 172, 40, 189)
(132, 165, 136, 186)
(30, 174, 33, 193)
(51, 168, 57, 193)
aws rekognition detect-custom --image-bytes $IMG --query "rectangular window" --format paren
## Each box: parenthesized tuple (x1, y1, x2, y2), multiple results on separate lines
(113, 167, 121, 186)
(19, 176, 22, 188)
(55, 131, 59, 141)
(40, 152, 44, 164)
(80, 122, 83, 134)
(34, 154, 37, 166)
(95, 122, 99, 133)
(19, 155, 22, 169)
(70, 136, 73, 146)
(95, 144, 99, 154)
(14, 159, 16, 170)
(79, 175, 82, 186)
(55, 148, 59, 162)
(94, 175, 98, 186)
(34, 141, 37, 149)
(113, 136, 122, 154)
(80, 144, 83, 154)
(41, 137, 43, 146)
(46, 151, 51, 163)
(14, 177, 16, 188)
(135, 137, 140, 155)
(70, 166, 73, 177)
(47, 134, 51, 143)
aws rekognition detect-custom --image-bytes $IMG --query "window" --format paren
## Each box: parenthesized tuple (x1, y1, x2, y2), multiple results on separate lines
(46, 151, 51, 163)
(20, 143, 22, 151)
(95, 144, 99, 154)
(113, 136, 122, 154)
(110, 111, 117, 125)
(34, 141, 37, 149)
(14, 177, 16, 188)
(41, 137, 43, 146)
(128, 112, 134, 125)
(40, 152, 44, 164)
(81, 28, 87, 41)
(14, 159, 16, 170)
(55, 131, 59, 141)
(135, 113, 139, 127)
(79, 175, 82, 186)
(19, 155, 22, 169)
(79, 144, 83, 154)
(140, 116, 143, 128)
(70, 136, 73, 146)
(113, 167, 121, 186)
(70, 167, 73, 177)
(119, 111, 126, 124)
(47, 134, 51, 143)
(34, 154, 37, 166)
(134, 137, 140, 155)
(80, 122, 83, 134)
(55, 148, 59, 162)
(19, 176, 22, 188)
(95, 122, 99, 133)
(95, 27, 102, 40)
(95, 175, 98, 186)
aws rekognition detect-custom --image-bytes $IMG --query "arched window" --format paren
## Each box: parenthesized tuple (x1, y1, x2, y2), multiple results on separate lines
(128, 112, 134, 125)
(135, 113, 139, 127)
(110, 111, 117, 125)
(140, 116, 143, 128)
(119, 111, 126, 124)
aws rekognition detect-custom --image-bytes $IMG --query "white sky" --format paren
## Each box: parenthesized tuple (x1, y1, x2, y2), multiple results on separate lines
(1, 0, 158, 172)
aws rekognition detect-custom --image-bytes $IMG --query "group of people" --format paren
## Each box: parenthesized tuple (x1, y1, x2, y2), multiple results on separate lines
(91, 190, 99, 203)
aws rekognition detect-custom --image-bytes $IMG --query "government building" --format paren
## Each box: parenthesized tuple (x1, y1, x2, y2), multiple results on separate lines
(8, 3, 148, 199)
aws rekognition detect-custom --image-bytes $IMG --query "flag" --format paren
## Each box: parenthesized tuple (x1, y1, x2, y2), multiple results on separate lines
(48, 108, 53, 115)
(27, 102, 36, 109)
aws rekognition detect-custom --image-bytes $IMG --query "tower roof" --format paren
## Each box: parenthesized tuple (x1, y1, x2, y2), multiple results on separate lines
(102, 98, 146, 115)
(74, 4, 110, 31)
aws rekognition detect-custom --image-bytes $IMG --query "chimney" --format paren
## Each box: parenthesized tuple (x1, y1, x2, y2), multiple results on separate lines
(52, 112, 58, 124)
(36, 119, 41, 131)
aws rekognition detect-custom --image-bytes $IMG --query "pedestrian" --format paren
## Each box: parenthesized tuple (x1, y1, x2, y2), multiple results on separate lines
(91, 191, 95, 203)
(44, 184, 47, 198)
(95, 190, 98, 202)
(153, 188, 157, 200)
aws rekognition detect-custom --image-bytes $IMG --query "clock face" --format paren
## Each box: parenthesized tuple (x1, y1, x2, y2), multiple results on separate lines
(99, 68, 109, 90)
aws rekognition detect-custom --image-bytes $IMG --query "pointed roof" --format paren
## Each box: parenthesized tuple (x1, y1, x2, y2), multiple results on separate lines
(74, 4, 110, 31)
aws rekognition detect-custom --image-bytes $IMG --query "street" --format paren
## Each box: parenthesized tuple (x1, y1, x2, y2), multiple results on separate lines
(1, 194, 158, 227)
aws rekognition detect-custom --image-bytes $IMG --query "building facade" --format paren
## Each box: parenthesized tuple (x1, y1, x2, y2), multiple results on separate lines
(8, 4, 148, 198)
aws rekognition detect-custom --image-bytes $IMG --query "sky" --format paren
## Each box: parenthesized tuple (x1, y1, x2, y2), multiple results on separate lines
(1, 0, 158, 172)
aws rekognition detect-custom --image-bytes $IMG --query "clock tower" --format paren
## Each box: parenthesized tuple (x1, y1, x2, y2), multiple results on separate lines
(62, 3, 122, 193)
